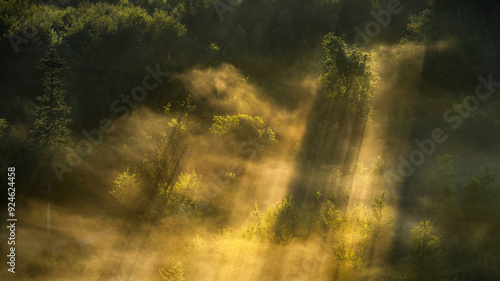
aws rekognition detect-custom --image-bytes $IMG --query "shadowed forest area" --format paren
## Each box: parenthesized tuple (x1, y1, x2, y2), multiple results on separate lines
(1, 0, 500, 280)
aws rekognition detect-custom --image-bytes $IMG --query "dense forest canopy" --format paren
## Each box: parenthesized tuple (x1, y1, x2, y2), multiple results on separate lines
(1, 0, 500, 280)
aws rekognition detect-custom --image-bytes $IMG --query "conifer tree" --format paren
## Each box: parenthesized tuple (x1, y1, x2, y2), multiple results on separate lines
(28, 48, 72, 157)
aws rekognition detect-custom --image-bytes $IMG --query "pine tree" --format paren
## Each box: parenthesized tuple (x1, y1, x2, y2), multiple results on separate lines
(232, 24, 248, 50)
(272, 9, 296, 51)
(252, 22, 264, 51)
(28, 48, 72, 157)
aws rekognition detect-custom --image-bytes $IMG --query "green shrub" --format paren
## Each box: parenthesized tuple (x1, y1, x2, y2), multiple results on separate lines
(210, 114, 278, 144)
(157, 170, 204, 216)
(243, 197, 297, 244)
(264, 196, 297, 244)
(319, 199, 346, 231)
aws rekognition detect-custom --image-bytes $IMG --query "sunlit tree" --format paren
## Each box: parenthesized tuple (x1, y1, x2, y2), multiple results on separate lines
(409, 220, 444, 280)
(320, 33, 375, 120)
(110, 168, 140, 206)
(302, 33, 375, 168)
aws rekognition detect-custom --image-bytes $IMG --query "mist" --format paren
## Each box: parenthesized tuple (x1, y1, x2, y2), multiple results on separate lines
(1, 0, 500, 280)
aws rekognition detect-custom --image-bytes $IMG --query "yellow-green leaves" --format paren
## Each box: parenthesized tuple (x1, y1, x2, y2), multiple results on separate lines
(109, 168, 140, 205)
(210, 114, 278, 144)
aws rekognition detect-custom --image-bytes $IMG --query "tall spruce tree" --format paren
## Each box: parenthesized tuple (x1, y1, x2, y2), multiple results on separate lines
(28, 48, 72, 157)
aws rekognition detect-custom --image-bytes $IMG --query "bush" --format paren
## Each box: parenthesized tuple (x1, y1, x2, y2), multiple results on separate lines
(319, 198, 346, 231)
(210, 114, 278, 144)
(157, 170, 205, 216)
(243, 197, 297, 244)
(264, 196, 297, 244)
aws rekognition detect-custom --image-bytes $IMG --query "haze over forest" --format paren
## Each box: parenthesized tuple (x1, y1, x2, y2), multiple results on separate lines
(1, 0, 500, 280)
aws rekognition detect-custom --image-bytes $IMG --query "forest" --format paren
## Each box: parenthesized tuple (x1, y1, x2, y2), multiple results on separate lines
(1, 0, 500, 280)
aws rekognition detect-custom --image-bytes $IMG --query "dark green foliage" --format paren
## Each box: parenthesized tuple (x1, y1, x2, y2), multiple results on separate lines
(232, 24, 248, 50)
(461, 100, 500, 150)
(206, 43, 222, 66)
(428, 154, 455, 200)
(251, 22, 265, 51)
(402, 0, 493, 93)
(272, 9, 296, 51)
(28, 48, 72, 156)
(0, 118, 11, 139)
(2, 0, 500, 280)
(0, 118, 15, 170)
(463, 166, 500, 219)
(403, 0, 437, 43)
